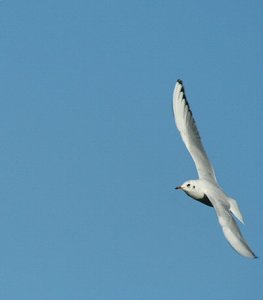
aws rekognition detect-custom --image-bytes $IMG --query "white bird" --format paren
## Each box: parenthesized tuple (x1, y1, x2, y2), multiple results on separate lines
(173, 79, 257, 258)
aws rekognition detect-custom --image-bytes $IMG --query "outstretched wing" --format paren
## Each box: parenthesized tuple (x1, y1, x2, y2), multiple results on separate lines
(207, 192, 257, 258)
(173, 80, 217, 184)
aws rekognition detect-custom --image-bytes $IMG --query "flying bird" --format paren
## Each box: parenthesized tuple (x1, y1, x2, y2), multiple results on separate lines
(173, 79, 257, 258)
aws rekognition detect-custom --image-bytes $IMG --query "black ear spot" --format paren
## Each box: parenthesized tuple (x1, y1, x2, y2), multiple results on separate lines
(193, 185, 195, 189)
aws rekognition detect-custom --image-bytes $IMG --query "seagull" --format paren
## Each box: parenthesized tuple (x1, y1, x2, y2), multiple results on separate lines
(173, 79, 257, 258)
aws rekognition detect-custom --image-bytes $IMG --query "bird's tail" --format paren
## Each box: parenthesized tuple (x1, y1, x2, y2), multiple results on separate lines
(229, 198, 244, 224)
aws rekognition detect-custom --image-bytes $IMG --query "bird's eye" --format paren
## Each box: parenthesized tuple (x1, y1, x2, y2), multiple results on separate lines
(187, 183, 190, 187)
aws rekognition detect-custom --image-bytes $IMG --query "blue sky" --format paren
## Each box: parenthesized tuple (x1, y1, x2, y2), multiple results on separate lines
(0, 0, 263, 299)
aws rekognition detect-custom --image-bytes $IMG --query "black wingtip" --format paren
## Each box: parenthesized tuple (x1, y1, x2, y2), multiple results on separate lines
(175, 79, 193, 116)
(177, 79, 186, 97)
(177, 79, 183, 84)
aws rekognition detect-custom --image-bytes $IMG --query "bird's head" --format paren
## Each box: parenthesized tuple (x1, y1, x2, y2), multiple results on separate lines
(175, 180, 204, 200)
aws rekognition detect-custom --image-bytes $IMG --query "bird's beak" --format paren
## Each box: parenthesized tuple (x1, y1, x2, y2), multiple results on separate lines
(175, 186, 182, 190)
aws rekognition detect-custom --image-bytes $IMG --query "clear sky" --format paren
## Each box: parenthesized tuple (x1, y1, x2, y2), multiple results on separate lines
(0, 0, 263, 299)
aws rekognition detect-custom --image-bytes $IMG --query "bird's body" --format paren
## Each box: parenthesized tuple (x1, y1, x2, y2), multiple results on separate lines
(173, 80, 256, 258)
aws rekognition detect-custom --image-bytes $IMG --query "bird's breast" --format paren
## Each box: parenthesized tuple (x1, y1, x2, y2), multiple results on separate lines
(185, 191, 213, 207)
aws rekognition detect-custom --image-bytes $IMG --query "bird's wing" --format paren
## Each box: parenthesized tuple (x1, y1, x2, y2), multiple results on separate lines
(206, 191, 256, 258)
(173, 80, 217, 184)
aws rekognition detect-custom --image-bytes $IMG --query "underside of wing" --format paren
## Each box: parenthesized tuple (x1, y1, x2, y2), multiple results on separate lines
(207, 193, 257, 258)
(173, 80, 217, 184)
